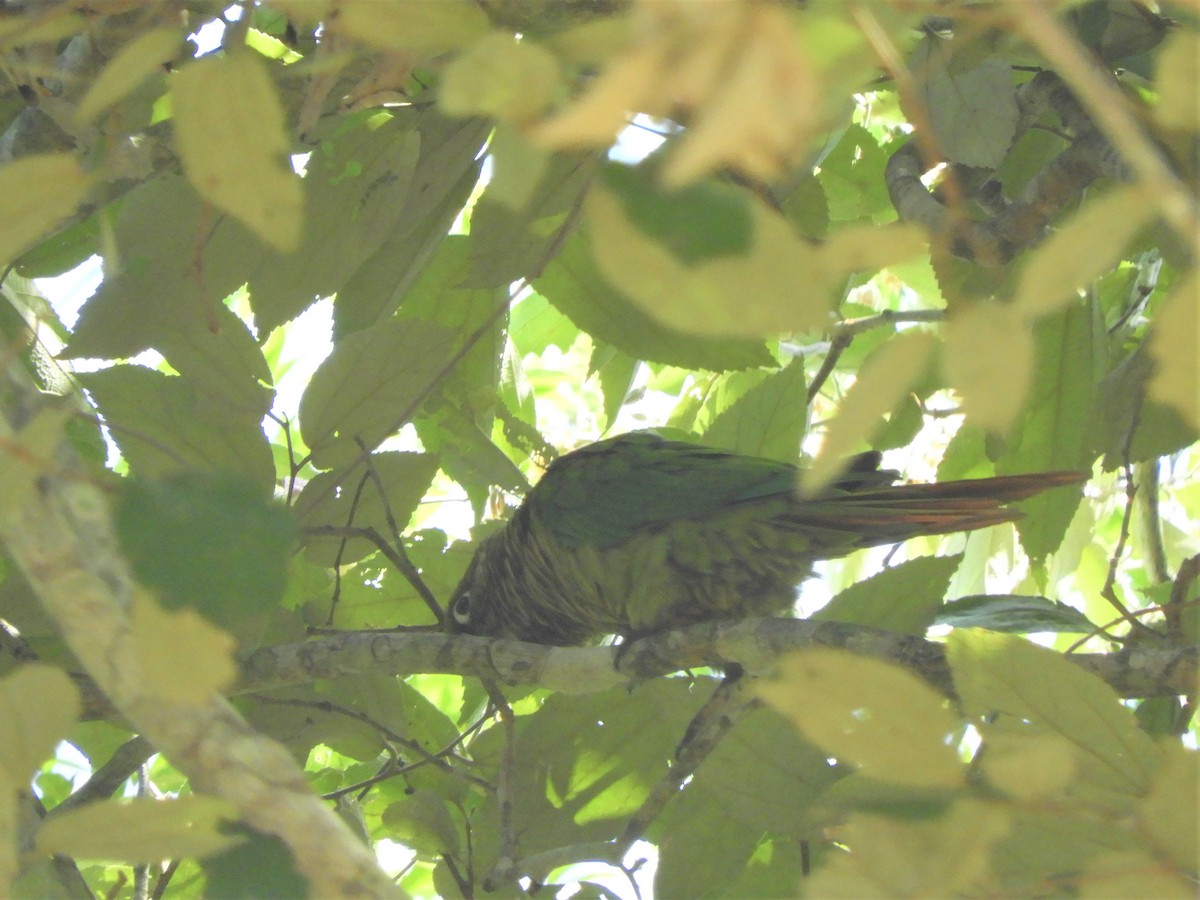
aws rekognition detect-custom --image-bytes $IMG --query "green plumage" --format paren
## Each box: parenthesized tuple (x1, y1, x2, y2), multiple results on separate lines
(448, 432, 1082, 645)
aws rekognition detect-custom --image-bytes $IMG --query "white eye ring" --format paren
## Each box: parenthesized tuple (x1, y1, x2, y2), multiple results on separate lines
(450, 592, 471, 625)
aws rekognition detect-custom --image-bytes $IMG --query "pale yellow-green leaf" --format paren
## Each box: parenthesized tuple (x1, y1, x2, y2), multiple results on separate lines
(803, 330, 936, 491)
(75, 26, 182, 125)
(943, 302, 1033, 431)
(0, 153, 90, 267)
(755, 649, 964, 789)
(978, 727, 1076, 800)
(535, 43, 664, 148)
(0, 403, 72, 517)
(1080, 851, 1197, 899)
(819, 222, 927, 282)
(947, 630, 1160, 795)
(37, 796, 240, 864)
(1014, 186, 1153, 318)
(131, 589, 238, 704)
(0, 665, 80, 783)
(1147, 271, 1199, 429)
(439, 32, 560, 123)
(336, 0, 489, 54)
(587, 186, 828, 338)
(1138, 742, 1199, 871)
(172, 54, 303, 252)
(0, 11, 87, 45)
(1155, 27, 1200, 131)
(805, 800, 1009, 897)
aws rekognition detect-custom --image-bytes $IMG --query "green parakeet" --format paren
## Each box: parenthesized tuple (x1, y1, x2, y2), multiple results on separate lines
(448, 432, 1083, 645)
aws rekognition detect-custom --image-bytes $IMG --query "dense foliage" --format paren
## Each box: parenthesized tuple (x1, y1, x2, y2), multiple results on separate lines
(0, 1, 1196, 897)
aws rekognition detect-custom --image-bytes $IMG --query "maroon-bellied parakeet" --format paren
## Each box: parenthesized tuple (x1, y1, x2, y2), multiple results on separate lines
(447, 432, 1082, 645)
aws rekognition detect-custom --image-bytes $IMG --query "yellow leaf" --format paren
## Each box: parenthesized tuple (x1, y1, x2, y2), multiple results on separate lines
(0, 153, 90, 267)
(172, 55, 303, 252)
(0, 665, 80, 783)
(1155, 27, 1200, 131)
(807, 799, 1008, 896)
(1147, 271, 1199, 429)
(534, 42, 664, 147)
(0, 403, 73, 518)
(131, 590, 238, 704)
(943, 302, 1033, 431)
(439, 32, 560, 124)
(75, 26, 182, 125)
(1138, 742, 1199, 871)
(979, 728, 1076, 800)
(336, 0, 489, 54)
(662, 5, 820, 186)
(1014, 186, 1152, 318)
(37, 796, 240, 864)
(820, 222, 928, 280)
(804, 330, 936, 491)
(756, 649, 964, 789)
(586, 186, 827, 338)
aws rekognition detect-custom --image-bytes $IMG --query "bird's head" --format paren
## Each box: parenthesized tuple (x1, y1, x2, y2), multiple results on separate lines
(445, 530, 504, 638)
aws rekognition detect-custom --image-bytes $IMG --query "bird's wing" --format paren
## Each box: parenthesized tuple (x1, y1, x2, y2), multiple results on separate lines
(532, 432, 888, 549)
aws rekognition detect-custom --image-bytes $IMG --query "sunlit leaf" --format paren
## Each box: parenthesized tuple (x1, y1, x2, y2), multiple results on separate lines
(943, 302, 1032, 431)
(1014, 186, 1153, 319)
(0, 153, 90, 268)
(38, 796, 240, 864)
(440, 32, 560, 122)
(757, 649, 964, 789)
(816, 554, 962, 635)
(130, 590, 238, 704)
(1155, 26, 1200, 130)
(1147, 271, 1199, 429)
(75, 26, 181, 124)
(299, 318, 458, 469)
(172, 54, 303, 251)
(336, 0, 489, 53)
(0, 665, 80, 783)
(947, 630, 1160, 795)
(805, 331, 936, 490)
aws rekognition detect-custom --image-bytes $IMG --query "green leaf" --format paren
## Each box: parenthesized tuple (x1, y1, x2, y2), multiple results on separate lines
(817, 555, 963, 635)
(947, 630, 1160, 795)
(299, 318, 458, 469)
(998, 300, 1098, 560)
(381, 790, 461, 857)
(468, 151, 594, 288)
(116, 471, 296, 626)
(702, 361, 807, 462)
(246, 110, 422, 332)
(534, 229, 773, 371)
(79, 366, 275, 491)
(334, 111, 489, 336)
(935, 594, 1096, 633)
(757, 650, 964, 789)
(295, 451, 440, 566)
(913, 38, 1018, 168)
(200, 825, 308, 899)
(599, 162, 754, 264)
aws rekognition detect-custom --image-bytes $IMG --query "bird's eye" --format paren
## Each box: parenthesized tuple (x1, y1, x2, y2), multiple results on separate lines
(450, 592, 471, 626)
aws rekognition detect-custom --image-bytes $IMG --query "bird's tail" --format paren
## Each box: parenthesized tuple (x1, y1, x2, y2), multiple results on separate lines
(786, 470, 1086, 547)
